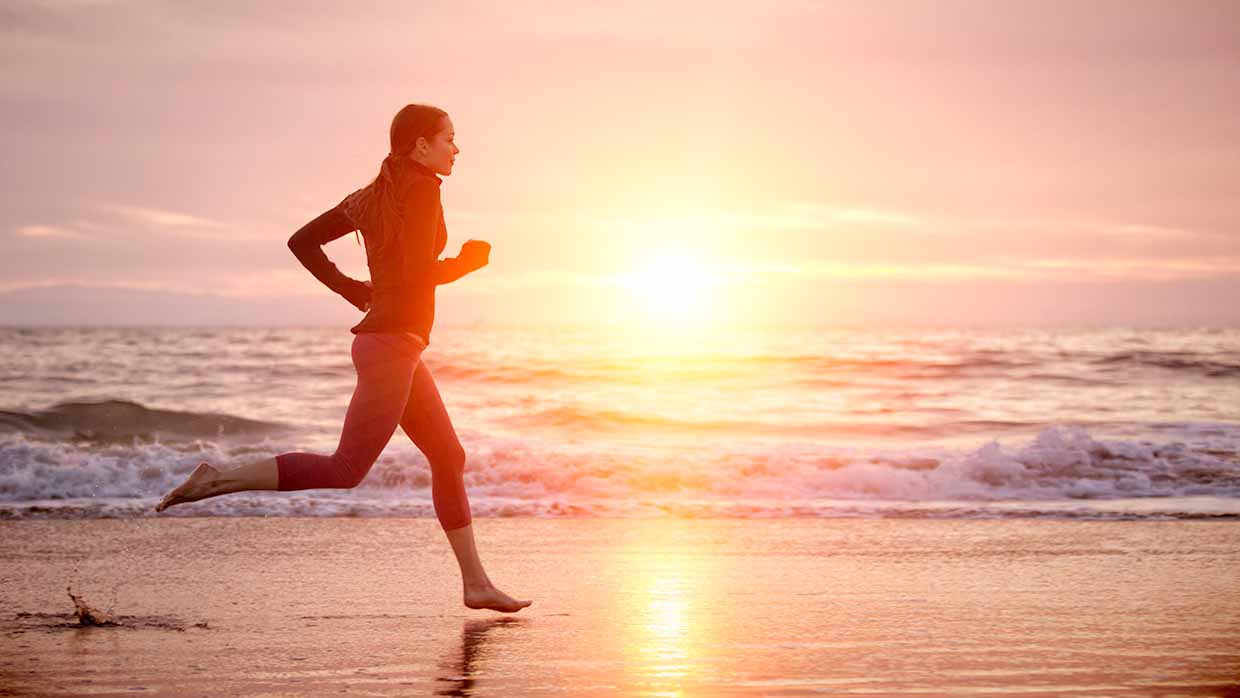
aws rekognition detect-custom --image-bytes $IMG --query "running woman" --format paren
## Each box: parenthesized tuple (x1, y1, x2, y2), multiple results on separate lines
(155, 104, 531, 614)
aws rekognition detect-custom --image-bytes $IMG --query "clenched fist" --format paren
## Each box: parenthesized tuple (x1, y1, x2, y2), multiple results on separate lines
(459, 239, 491, 271)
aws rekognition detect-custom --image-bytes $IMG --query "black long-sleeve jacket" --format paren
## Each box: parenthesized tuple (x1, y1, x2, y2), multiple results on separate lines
(286, 162, 475, 345)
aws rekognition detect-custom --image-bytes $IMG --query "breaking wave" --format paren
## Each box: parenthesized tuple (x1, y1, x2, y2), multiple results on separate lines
(2, 424, 1237, 520)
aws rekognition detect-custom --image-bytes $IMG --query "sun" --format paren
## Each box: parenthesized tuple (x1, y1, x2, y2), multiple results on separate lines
(617, 253, 721, 320)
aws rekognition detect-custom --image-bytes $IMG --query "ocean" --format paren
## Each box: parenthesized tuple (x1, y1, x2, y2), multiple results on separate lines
(2, 325, 1238, 520)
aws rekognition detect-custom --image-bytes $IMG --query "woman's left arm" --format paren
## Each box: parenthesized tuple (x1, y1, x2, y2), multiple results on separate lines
(434, 240, 490, 284)
(434, 252, 481, 285)
(431, 207, 490, 285)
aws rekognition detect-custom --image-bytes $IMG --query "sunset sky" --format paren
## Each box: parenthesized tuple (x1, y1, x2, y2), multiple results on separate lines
(3, 0, 1238, 328)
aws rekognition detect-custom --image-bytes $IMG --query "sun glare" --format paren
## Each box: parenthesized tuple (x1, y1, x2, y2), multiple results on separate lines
(618, 253, 721, 320)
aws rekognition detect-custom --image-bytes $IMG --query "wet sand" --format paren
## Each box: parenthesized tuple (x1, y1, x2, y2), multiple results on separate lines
(2, 517, 1239, 697)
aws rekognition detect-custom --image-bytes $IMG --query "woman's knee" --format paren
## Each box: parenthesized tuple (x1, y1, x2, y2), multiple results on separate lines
(433, 446, 467, 476)
(332, 451, 374, 489)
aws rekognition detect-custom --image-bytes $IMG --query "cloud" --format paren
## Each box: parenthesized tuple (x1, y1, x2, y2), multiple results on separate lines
(1098, 223, 1226, 242)
(0, 277, 182, 294)
(99, 203, 229, 229)
(786, 255, 1240, 283)
(586, 202, 1235, 256)
(1019, 255, 1240, 281)
(457, 270, 614, 292)
(0, 269, 313, 298)
(587, 204, 920, 236)
(826, 208, 925, 226)
(13, 224, 82, 239)
(94, 203, 270, 241)
(772, 203, 928, 229)
(11, 203, 275, 245)
(786, 259, 1016, 282)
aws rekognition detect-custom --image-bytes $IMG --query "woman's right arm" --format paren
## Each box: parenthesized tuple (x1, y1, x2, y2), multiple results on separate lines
(434, 241, 490, 284)
(403, 178, 450, 283)
(287, 206, 372, 311)
(402, 177, 490, 285)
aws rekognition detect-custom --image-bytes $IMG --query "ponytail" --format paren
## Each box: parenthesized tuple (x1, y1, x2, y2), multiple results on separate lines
(346, 103, 449, 249)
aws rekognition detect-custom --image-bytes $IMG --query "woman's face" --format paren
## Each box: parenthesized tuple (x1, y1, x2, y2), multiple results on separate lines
(413, 116, 459, 177)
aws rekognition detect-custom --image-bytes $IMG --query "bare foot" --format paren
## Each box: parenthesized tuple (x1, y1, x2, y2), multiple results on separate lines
(464, 584, 532, 613)
(154, 462, 221, 512)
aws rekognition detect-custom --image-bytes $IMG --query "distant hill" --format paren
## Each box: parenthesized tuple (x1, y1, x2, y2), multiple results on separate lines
(0, 283, 364, 326)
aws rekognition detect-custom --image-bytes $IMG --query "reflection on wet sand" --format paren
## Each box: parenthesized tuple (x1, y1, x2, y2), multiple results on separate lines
(637, 574, 692, 684)
(617, 525, 720, 697)
(434, 617, 527, 697)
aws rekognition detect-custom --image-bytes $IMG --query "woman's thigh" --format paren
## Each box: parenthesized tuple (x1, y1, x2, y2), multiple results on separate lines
(336, 334, 424, 468)
(398, 358, 465, 464)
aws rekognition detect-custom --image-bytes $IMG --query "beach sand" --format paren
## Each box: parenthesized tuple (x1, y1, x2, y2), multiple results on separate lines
(2, 517, 1239, 697)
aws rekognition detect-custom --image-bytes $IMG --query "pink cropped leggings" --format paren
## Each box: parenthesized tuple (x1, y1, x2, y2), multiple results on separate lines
(275, 332, 472, 531)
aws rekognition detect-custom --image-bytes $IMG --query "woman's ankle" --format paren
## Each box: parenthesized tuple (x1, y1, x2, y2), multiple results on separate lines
(215, 458, 279, 493)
